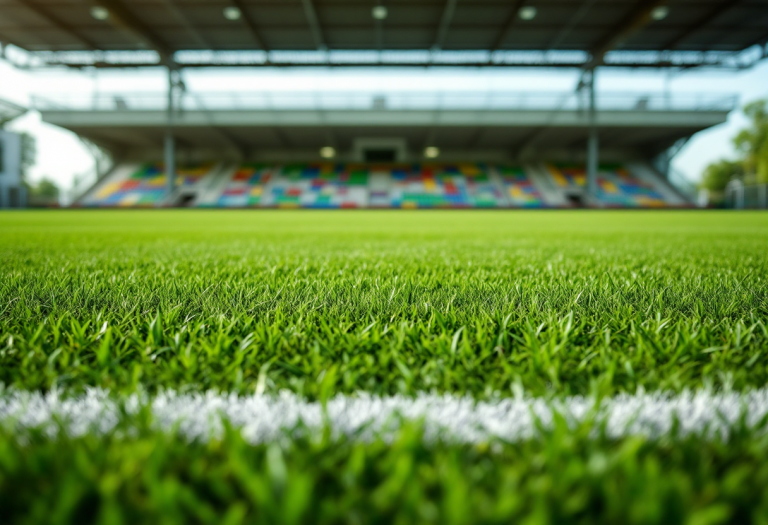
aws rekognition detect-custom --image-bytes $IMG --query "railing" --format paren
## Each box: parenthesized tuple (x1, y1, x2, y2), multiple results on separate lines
(32, 91, 738, 113)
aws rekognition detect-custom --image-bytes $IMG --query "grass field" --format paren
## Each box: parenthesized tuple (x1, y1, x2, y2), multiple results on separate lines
(2, 210, 768, 524)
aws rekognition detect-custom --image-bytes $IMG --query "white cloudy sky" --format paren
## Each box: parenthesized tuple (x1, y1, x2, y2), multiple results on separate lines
(2, 57, 768, 190)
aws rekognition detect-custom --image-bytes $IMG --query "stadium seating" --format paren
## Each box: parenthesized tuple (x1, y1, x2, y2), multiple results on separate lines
(88, 163, 212, 207)
(216, 164, 270, 207)
(214, 163, 512, 208)
(265, 164, 369, 208)
(498, 166, 546, 208)
(389, 164, 506, 208)
(84, 162, 675, 208)
(546, 163, 667, 207)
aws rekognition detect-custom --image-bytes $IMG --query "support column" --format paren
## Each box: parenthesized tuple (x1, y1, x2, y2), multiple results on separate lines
(164, 132, 176, 201)
(586, 68, 599, 202)
(164, 67, 177, 205)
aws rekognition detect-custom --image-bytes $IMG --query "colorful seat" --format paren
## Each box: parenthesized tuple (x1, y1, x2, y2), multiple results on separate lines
(89, 163, 212, 207)
(547, 163, 667, 207)
(498, 166, 545, 208)
(216, 164, 270, 207)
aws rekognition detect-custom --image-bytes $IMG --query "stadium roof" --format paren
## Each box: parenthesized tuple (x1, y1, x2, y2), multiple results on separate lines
(1, 0, 767, 69)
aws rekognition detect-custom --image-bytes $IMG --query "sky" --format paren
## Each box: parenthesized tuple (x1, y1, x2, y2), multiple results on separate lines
(2, 57, 768, 192)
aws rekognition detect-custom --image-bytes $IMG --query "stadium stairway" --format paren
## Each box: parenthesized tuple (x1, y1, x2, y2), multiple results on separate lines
(77, 162, 691, 209)
(525, 164, 570, 207)
(626, 162, 689, 206)
(181, 162, 235, 207)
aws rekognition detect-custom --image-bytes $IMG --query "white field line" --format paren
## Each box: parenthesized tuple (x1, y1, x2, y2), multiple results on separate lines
(1, 389, 767, 443)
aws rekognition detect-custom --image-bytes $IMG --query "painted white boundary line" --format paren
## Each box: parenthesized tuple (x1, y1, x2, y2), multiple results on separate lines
(1, 389, 767, 443)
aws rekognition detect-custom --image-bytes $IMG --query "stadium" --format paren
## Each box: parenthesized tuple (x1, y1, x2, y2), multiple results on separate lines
(1, 1, 768, 523)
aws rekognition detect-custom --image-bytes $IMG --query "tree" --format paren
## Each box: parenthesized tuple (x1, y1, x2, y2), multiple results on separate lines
(733, 100, 768, 184)
(701, 159, 744, 192)
(701, 99, 768, 190)
(31, 178, 59, 199)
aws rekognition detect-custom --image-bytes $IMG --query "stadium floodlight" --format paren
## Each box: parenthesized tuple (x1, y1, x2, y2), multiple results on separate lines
(372, 5, 388, 20)
(90, 6, 109, 20)
(424, 147, 440, 159)
(320, 146, 336, 159)
(518, 6, 537, 21)
(651, 6, 669, 21)
(223, 6, 242, 21)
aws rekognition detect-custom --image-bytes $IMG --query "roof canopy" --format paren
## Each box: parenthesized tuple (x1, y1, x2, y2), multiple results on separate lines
(2, 0, 767, 69)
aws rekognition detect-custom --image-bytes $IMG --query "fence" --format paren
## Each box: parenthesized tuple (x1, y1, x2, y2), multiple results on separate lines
(31, 91, 738, 114)
(725, 181, 768, 209)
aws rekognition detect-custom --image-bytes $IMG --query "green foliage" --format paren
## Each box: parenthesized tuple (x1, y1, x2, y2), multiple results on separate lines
(703, 99, 768, 187)
(29, 177, 60, 199)
(2, 421, 768, 525)
(1, 210, 767, 398)
(734, 100, 768, 184)
(700, 159, 744, 192)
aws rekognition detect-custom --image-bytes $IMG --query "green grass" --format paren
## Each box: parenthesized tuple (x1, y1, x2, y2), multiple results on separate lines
(4, 422, 768, 525)
(1, 210, 767, 397)
(2, 209, 768, 524)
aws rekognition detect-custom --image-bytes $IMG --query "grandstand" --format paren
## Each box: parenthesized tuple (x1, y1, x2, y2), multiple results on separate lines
(39, 90, 727, 208)
(1, 0, 767, 208)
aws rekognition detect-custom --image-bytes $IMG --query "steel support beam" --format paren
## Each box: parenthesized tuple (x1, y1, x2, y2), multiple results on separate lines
(587, 0, 667, 69)
(488, 0, 527, 51)
(433, 0, 459, 50)
(17, 0, 99, 49)
(164, 133, 176, 204)
(96, 0, 176, 68)
(585, 69, 599, 201)
(164, 68, 178, 203)
(159, 0, 211, 49)
(300, 0, 327, 50)
(662, 0, 739, 50)
(546, 0, 598, 50)
(230, 0, 268, 50)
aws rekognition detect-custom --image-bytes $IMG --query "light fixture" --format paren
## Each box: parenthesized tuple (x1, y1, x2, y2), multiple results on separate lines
(90, 6, 109, 20)
(372, 5, 388, 20)
(651, 5, 669, 20)
(518, 6, 537, 21)
(223, 6, 242, 21)
(320, 146, 336, 159)
(424, 146, 440, 159)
